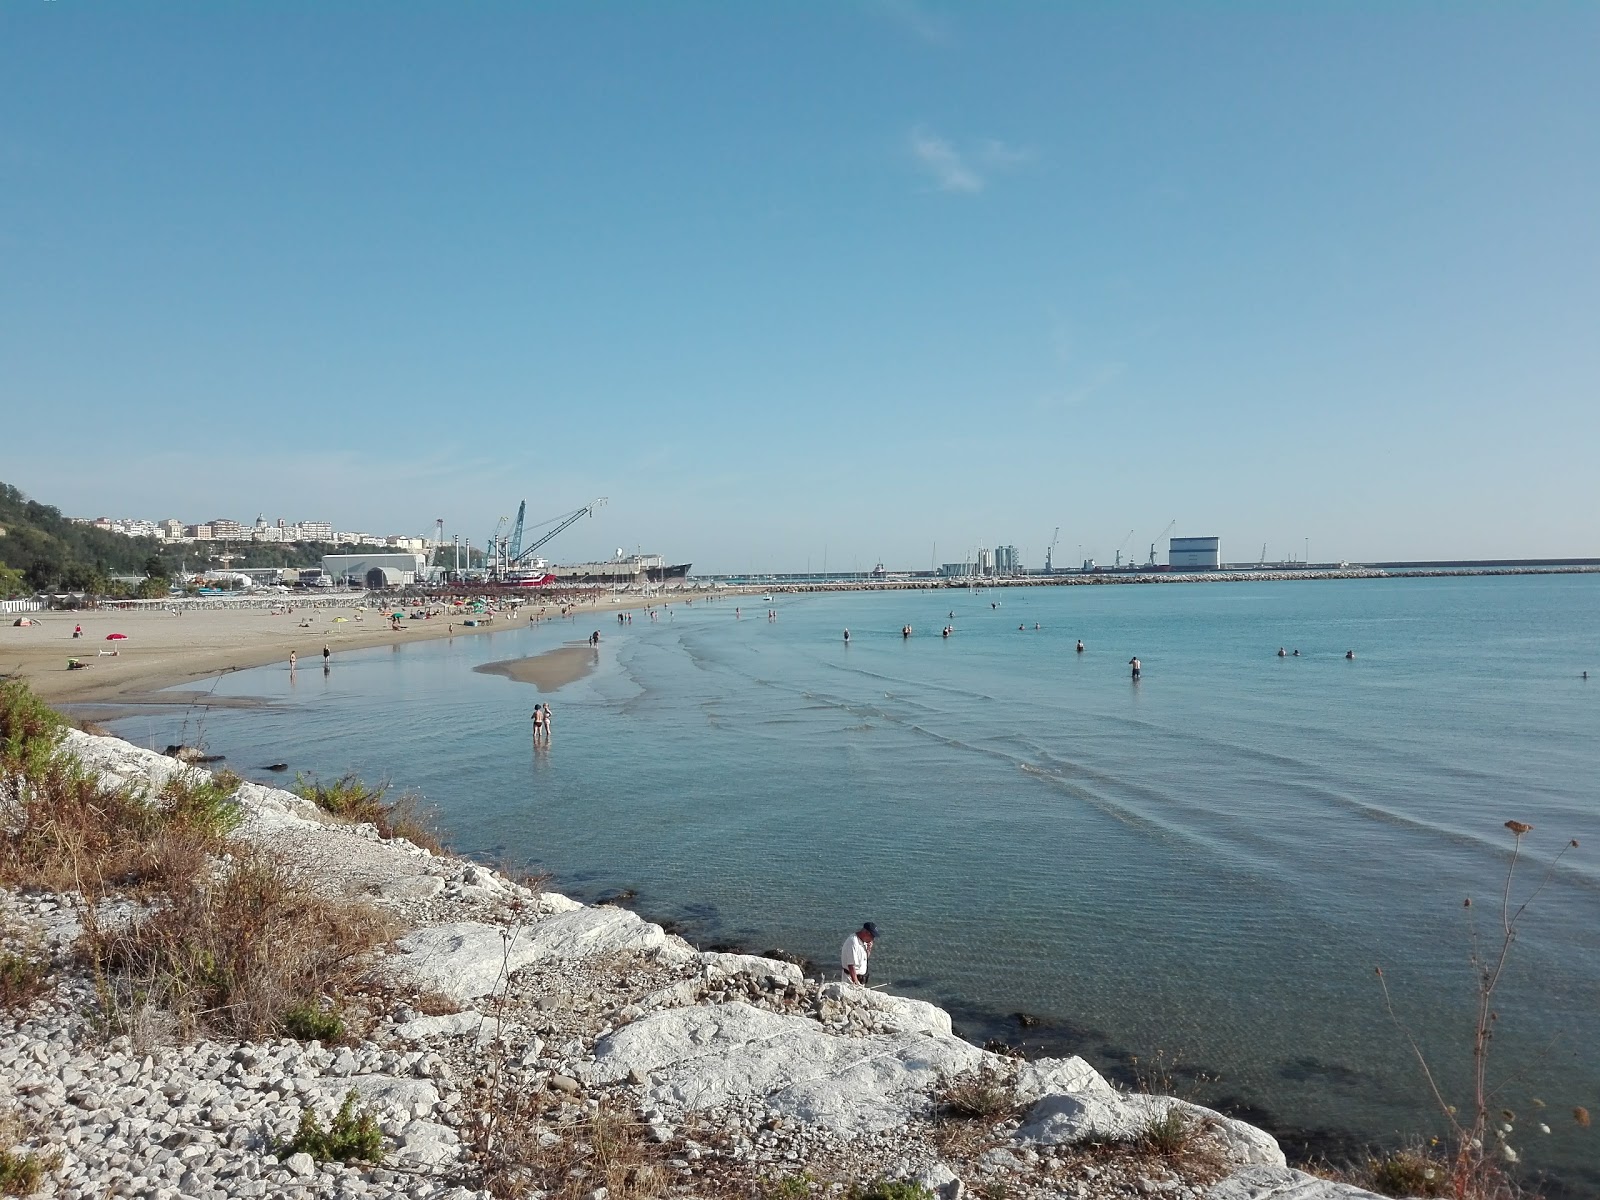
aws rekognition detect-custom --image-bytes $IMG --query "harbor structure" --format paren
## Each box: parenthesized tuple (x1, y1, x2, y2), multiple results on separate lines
(321, 551, 430, 588)
(1169, 536, 1221, 570)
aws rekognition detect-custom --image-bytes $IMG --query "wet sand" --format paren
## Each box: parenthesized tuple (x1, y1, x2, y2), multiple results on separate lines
(0, 590, 699, 709)
(474, 643, 599, 693)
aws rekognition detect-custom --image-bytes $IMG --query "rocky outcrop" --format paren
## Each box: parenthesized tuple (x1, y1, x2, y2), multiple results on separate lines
(1, 730, 1391, 1200)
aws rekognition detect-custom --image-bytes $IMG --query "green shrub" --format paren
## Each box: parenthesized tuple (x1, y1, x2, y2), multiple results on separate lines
(283, 1000, 346, 1043)
(1365, 1149, 1447, 1198)
(0, 951, 49, 1010)
(294, 773, 443, 852)
(0, 680, 63, 783)
(846, 1180, 934, 1200)
(283, 1090, 383, 1163)
(0, 1147, 47, 1196)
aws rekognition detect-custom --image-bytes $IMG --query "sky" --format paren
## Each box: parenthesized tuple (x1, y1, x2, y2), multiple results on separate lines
(2, 2, 1597, 573)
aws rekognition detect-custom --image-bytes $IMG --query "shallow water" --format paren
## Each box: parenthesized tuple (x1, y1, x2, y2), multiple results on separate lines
(112, 574, 1600, 1190)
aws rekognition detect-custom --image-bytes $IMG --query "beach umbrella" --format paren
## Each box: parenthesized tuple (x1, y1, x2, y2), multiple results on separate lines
(332, 616, 348, 622)
(105, 633, 127, 640)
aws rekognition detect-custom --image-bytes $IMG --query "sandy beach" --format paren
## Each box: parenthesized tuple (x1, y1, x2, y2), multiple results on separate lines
(0, 591, 716, 711)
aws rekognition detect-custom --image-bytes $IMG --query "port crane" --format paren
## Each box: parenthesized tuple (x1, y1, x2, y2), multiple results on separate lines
(1114, 529, 1135, 568)
(507, 497, 608, 568)
(1044, 526, 1060, 573)
(507, 502, 527, 561)
(1148, 519, 1175, 566)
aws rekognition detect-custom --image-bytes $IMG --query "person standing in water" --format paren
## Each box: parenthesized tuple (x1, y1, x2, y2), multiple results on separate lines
(1076, 639, 1084, 653)
(323, 644, 331, 664)
(1129, 656, 1141, 680)
(289, 650, 297, 671)
(843, 629, 850, 643)
(531, 704, 544, 740)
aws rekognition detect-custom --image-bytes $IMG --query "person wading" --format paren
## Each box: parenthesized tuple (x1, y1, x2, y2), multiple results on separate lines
(840, 922, 878, 985)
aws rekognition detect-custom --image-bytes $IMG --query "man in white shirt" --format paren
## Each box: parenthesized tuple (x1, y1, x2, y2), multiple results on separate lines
(840, 922, 877, 985)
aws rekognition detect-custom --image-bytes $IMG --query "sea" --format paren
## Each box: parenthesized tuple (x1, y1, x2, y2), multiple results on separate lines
(109, 573, 1600, 1193)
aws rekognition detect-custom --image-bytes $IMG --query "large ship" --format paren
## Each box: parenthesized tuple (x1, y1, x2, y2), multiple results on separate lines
(552, 552, 692, 585)
(503, 552, 691, 587)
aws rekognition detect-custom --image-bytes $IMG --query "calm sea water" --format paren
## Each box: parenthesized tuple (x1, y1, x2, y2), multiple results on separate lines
(112, 575, 1600, 1190)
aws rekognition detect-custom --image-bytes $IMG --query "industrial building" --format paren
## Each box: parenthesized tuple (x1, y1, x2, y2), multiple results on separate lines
(1169, 536, 1221, 570)
(321, 552, 429, 589)
(993, 545, 1021, 576)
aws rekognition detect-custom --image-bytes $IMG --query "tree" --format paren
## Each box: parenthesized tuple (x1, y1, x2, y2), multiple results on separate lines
(0, 565, 25, 598)
(143, 554, 166, 580)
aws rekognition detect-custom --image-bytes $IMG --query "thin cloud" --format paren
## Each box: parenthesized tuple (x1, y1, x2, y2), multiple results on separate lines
(909, 128, 1034, 194)
(980, 139, 1034, 169)
(910, 129, 984, 193)
(877, 0, 954, 45)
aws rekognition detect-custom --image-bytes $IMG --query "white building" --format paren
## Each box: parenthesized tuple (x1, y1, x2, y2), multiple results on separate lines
(1169, 536, 1221, 570)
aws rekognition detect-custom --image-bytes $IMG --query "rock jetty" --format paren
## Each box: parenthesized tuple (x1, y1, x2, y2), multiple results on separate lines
(0, 729, 1381, 1200)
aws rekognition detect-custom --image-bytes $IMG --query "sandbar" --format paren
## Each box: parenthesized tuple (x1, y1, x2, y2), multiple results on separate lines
(474, 643, 599, 693)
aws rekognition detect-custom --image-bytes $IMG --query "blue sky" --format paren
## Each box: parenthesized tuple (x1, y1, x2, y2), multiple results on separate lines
(3, 2, 1597, 572)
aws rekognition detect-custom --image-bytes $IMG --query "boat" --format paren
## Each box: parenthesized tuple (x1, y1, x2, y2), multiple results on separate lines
(548, 553, 692, 585)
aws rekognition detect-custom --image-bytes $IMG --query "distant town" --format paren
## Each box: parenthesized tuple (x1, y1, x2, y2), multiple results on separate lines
(69, 514, 431, 553)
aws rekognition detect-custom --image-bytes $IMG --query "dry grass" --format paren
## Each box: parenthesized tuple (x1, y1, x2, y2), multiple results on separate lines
(469, 1089, 667, 1200)
(294, 773, 445, 853)
(0, 947, 50, 1011)
(81, 848, 400, 1041)
(936, 1065, 1021, 1119)
(0, 683, 241, 899)
(0, 1108, 54, 1197)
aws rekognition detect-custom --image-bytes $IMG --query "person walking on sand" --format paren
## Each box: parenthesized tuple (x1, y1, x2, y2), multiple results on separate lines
(1129, 656, 1141, 680)
(841, 922, 877, 985)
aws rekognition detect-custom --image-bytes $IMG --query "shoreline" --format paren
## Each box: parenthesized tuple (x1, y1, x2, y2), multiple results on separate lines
(0, 718, 1387, 1200)
(8, 566, 1592, 710)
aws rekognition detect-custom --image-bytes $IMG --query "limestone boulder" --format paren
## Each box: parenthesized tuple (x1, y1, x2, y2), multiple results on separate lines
(392, 907, 692, 1000)
(820, 981, 953, 1036)
(1207, 1165, 1387, 1199)
(591, 1001, 983, 1134)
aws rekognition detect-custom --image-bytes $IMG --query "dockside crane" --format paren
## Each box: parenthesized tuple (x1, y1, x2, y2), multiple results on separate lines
(485, 515, 509, 575)
(1149, 519, 1176, 566)
(508, 502, 527, 561)
(1045, 526, 1061, 573)
(1114, 529, 1135, 568)
(509, 497, 609, 567)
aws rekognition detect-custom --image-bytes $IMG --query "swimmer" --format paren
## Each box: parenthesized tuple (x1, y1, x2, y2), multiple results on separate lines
(843, 629, 850, 643)
(942, 626, 951, 638)
(1277, 647, 1287, 657)
(1076, 639, 1084, 653)
(1019, 623, 1025, 631)
(1345, 650, 1355, 659)
(1034, 623, 1040, 631)
(1292, 649, 1300, 656)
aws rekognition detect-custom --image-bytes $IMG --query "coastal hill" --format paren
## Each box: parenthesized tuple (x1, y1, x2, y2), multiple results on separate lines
(0, 684, 1388, 1200)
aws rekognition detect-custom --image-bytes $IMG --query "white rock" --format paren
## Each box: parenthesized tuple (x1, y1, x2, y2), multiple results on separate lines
(391, 910, 691, 1001)
(700, 952, 805, 990)
(393, 1013, 503, 1046)
(375, 876, 446, 901)
(819, 982, 952, 1037)
(592, 1001, 982, 1134)
(1206, 1165, 1387, 1199)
